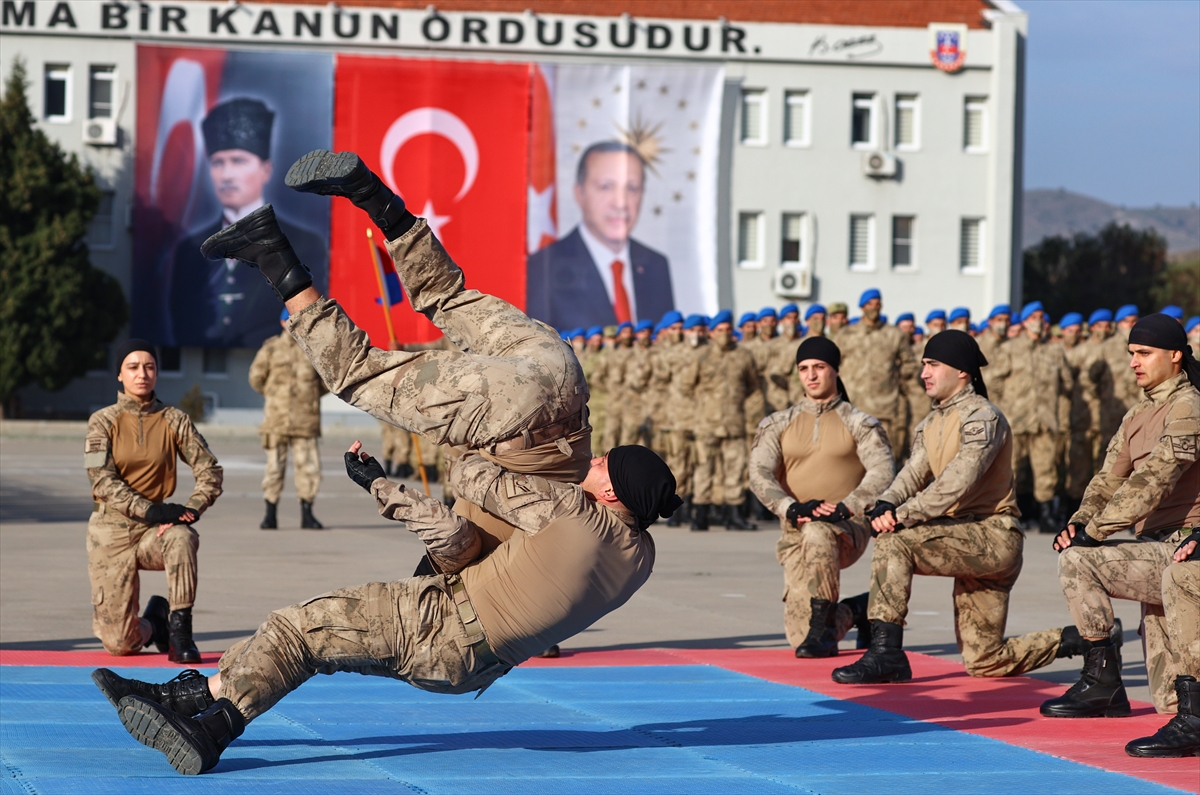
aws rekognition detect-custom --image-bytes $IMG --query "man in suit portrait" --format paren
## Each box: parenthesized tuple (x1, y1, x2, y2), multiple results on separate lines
(168, 98, 327, 348)
(527, 141, 674, 331)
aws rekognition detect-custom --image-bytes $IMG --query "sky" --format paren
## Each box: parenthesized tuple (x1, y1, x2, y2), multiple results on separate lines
(1021, 0, 1200, 208)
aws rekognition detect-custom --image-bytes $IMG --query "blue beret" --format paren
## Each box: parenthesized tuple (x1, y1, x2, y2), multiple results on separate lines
(1020, 301, 1044, 322)
(280, 307, 290, 321)
(660, 310, 683, 327)
(779, 303, 800, 317)
(895, 312, 914, 324)
(586, 325, 604, 338)
(757, 307, 777, 320)
(569, 327, 584, 339)
(738, 312, 758, 327)
(616, 321, 634, 332)
(859, 288, 881, 307)
(711, 309, 734, 327)
(975, 322, 988, 333)
(1160, 305, 1184, 320)
(948, 307, 970, 322)
(1185, 316, 1200, 334)
(879, 315, 888, 325)
(683, 314, 708, 330)
(914, 326, 925, 336)
(1087, 309, 1113, 325)
(1059, 312, 1083, 329)
(849, 317, 861, 325)
(805, 304, 827, 320)
(988, 304, 1011, 320)
(733, 330, 743, 341)
(1115, 304, 1139, 322)
(926, 309, 946, 323)
(635, 319, 654, 333)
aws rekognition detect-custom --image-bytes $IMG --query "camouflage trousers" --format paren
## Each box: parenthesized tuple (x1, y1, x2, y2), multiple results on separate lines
(262, 435, 321, 503)
(588, 393, 608, 455)
(1064, 430, 1099, 500)
(1164, 560, 1200, 678)
(217, 578, 511, 723)
(869, 514, 1061, 677)
(86, 508, 198, 656)
(1012, 431, 1059, 503)
(661, 429, 694, 501)
(1057, 529, 1191, 713)
(290, 219, 589, 481)
(379, 420, 411, 465)
(777, 518, 871, 649)
(692, 435, 747, 506)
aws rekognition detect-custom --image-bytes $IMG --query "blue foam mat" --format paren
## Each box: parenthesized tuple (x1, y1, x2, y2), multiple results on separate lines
(0, 664, 1186, 795)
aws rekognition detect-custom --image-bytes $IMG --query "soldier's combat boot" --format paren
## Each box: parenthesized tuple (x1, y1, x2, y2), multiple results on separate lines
(396, 462, 415, 479)
(1039, 643, 1131, 718)
(259, 500, 277, 530)
(1125, 676, 1200, 757)
(92, 668, 214, 716)
(666, 497, 685, 527)
(199, 205, 312, 302)
(840, 592, 872, 650)
(831, 621, 912, 684)
(142, 595, 170, 653)
(423, 464, 440, 485)
(796, 598, 838, 658)
(299, 499, 323, 530)
(167, 609, 202, 665)
(1056, 620, 1123, 660)
(1037, 501, 1058, 534)
(724, 504, 756, 531)
(690, 503, 710, 531)
(537, 645, 561, 659)
(117, 695, 244, 775)
(285, 150, 416, 240)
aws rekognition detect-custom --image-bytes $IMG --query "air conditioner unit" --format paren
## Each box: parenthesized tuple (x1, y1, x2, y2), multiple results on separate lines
(83, 117, 118, 146)
(772, 269, 811, 299)
(862, 150, 897, 178)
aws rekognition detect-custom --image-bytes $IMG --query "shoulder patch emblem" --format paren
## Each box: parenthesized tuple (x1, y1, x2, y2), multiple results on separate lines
(86, 437, 106, 453)
(961, 420, 992, 444)
(1169, 434, 1198, 461)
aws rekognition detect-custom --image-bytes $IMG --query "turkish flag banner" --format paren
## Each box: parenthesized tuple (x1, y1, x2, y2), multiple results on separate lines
(333, 55, 531, 345)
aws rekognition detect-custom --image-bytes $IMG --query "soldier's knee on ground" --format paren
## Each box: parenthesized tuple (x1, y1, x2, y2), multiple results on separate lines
(97, 619, 144, 657)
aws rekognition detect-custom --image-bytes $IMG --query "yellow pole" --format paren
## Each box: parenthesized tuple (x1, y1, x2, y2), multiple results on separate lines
(366, 227, 398, 347)
(411, 433, 431, 496)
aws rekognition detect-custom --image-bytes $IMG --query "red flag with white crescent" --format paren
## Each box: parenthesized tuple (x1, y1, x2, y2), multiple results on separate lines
(332, 56, 531, 345)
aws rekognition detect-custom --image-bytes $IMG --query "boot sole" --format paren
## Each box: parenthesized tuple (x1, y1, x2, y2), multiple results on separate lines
(285, 150, 363, 195)
(1039, 705, 1132, 718)
(117, 696, 206, 775)
(169, 650, 203, 665)
(831, 670, 913, 684)
(1124, 744, 1200, 758)
(796, 649, 838, 659)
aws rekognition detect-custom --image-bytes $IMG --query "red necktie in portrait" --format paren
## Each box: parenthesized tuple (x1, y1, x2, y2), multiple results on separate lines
(611, 259, 632, 324)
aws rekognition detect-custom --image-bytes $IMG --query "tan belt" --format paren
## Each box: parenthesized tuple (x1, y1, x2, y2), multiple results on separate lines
(489, 409, 586, 455)
(446, 574, 501, 668)
(93, 502, 105, 514)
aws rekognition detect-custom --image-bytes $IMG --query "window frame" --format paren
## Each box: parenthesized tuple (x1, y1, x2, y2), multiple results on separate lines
(894, 93, 920, 151)
(891, 215, 917, 271)
(850, 92, 877, 150)
(780, 212, 809, 270)
(737, 210, 766, 269)
(44, 63, 72, 123)
(783, 90, 811, 148)
(88, 64, 117, 120)
(964, 96, 989, 154)
(202, 347, 229, 378)
(157, 346, 184, 378)
(848, 213, 876, 272)
(960, 217, 987, 274)
(740, 87, 768, 147)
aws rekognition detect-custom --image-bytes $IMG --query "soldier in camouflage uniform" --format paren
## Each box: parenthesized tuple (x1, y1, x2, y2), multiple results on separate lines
(764, 303, 801, 414)
(1100, 304, 1142, 451)
(682, 310, 760, 531)
(825, 302, 850, 339)
(1044, 313, 1200, 718)
(750, 336, 894, 657)
(598, 322, 635, 452)
(976, 305, 1010, 398)
(833, 331, 1077, 686)
(578, 326, 607, 452)
(836, 289, 918, 461)
(737, 312, 758, 350)
(379, 421, 414, 479)
(1188, 316, 1200, 360)
(619, 320, 656, 448)
(86, 341, 223, 664)
(1061, 311, 1113, 516)
(989, 301, 1074, 532)
(658, 313, 700, 525)
(248, 308, 328, 530)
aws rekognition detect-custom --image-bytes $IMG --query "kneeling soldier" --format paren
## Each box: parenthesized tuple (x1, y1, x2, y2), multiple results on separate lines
(750, 337, 894, 657)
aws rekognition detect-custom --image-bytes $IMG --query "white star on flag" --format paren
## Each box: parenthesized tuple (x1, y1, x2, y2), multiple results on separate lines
(419, 200, 451, 239)
(527, 184, 556, 253)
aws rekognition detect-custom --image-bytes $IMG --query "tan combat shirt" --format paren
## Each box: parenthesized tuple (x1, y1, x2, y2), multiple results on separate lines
(1072, 372, 1200, 540)
(879, 384, 1018, 527)
(749, 395, 895, 518)
(248, 331, 327, 440)
(85, 392, 223, 522)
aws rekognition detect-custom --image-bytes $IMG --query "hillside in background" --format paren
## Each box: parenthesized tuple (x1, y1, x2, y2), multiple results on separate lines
(1024, 189, 1200, 255)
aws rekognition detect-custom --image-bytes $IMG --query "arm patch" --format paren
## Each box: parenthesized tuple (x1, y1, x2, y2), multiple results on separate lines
(1169, 434, 1198, 462)
(961, 419, 993, 445)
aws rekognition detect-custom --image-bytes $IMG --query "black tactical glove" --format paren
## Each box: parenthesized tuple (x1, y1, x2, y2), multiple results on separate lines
(1055, 523, 1103, 552)
(144, 503, 188, 525)
(1175, 530, 1200, 561)
(345, 451, 388, 492)
(867, 501, 901, 536)
(824, 502, 852, 524)
(785, 500, 824, 527)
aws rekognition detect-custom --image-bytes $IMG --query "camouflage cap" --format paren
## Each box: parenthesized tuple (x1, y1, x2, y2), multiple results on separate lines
(827, 302, 849, 315)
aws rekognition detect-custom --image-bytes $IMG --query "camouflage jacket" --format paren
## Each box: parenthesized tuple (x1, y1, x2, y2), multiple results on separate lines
(1064, 339, 1109, 434)
(976, 329, 1007, 404)
(622, 342, 655, 424)
(1072, 372, 1200, 540)
(85, 392, 223, 523)
(372, 478, 482, 573)
(990, 335, 1073, 435)
(248, 331, 327, 438)
(749, 395, 894, 518)
(1101, 329, 1141, 431)
(764, 332, 801, 413)
(836, 319, 918, 422)
(656, 341, 700, 433)
(679, 340, 760, 438)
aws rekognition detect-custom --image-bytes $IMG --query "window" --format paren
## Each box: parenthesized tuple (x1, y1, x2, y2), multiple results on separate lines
(738, 211, 764, 267)
(202, 348, 227, 376)
(781, 213, 807, 267)
(964, 96, 988, 152)
(960, 218, 985, 273)
(851, 92, 876, 149)
(87, 191, 115, 248)
(895, 94, 919, 150)
(88, 65, 116, 119)
(44, 64, 71, 122)
(740, 88, 766, 145)
(892, 216, 915, 269)
(849, 214, 875, 271)
(783, 90, 810, 147)
(158, 346, 182, 376)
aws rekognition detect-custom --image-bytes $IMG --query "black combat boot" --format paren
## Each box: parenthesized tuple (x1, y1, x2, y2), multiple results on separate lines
(1037, 500, 1058, 534)
(537, 645, 561, 659)
(199, 205, 312, 302)
(92, 668, 214, 716)
(1039, 643, 1130, 717)
(299, 499, 323, 530)
(382, 459, 395, 477)
(285, 150, 416, 240)
(167, 609, 201, 665)
(840, 592, 871, 650)
(690, 503, 710, 531)
(724, 504, 756, 531)
(1125, 676, 1200, 757)
(1057, 620, 1123, 660)
(422, 464, 440, 485)
(667, 498, 691, 527)
(796, 598, 838, 658)
(142, 595, 170, 653)
(259, 500, 277, 530)
(831, 621, 912, 684)
(396, 462, 415, 479)
(117, 695, 245, 775)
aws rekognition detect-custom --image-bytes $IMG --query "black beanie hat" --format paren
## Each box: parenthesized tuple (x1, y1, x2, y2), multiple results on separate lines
(114, 339, 158, 371)
(606, 445, 683, 530)
(1130, 313, 1200, 390)
(795, 336, 850, 402)
(923, 329, 989, 399)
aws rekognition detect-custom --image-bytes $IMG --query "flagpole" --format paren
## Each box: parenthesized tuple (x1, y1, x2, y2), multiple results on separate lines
(366, 227, 398, 347)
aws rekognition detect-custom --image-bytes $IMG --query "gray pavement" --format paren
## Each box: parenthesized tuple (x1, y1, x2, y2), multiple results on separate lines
(0, 421, 1151, 703)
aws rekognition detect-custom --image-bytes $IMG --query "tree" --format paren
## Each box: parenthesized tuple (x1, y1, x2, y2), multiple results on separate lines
(0, 59, 128, 416)
(1153, 252, 1200, 318)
